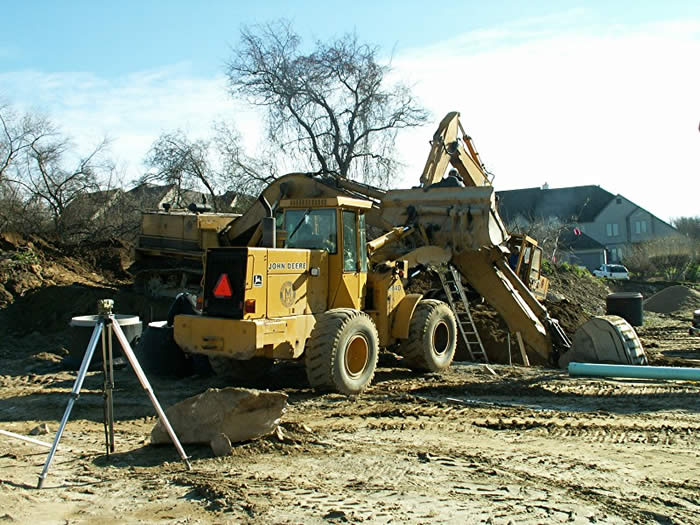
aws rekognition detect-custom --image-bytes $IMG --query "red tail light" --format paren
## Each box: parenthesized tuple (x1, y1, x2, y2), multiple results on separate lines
(244, 299, 256, 314)
(213, 274, 233, 298)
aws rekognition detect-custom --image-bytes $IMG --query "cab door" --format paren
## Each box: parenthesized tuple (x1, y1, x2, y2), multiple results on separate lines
(329, 209, 367, 309)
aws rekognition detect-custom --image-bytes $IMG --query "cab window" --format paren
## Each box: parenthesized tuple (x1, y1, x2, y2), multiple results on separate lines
(285, 209, 337, 253)
(343, 210, 358, 272)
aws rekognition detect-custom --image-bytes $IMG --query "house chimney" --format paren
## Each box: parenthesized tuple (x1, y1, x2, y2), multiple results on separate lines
(542, 182, 550, 190)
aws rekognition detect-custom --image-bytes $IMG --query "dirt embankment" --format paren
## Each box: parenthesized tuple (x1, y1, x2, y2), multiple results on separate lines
(0, 232, 172, 370)
(0, 232, 133, 308)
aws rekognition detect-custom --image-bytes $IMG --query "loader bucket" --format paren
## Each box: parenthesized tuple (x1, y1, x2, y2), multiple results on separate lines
(379, 185, 508, 252)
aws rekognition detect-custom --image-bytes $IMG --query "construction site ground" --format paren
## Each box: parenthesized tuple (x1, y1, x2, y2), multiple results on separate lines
(1, 235, 699, 523)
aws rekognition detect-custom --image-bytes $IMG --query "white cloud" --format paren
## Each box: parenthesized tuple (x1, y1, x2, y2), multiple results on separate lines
(0, 63, 264, 185)
(393, 20, 700, 221)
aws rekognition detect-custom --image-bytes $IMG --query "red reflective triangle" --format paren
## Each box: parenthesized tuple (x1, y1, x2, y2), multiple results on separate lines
(213, 273, 233, 298)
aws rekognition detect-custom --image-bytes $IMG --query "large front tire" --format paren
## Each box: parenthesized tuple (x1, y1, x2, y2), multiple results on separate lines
(305, 309, 379, 395)
(399, 299, 457, 372)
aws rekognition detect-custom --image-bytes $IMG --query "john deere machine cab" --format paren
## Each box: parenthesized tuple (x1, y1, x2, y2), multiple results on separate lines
(174, 196, 456, 395)
(506, 234, 549, 301)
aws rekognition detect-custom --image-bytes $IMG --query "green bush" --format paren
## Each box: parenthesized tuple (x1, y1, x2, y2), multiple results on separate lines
(541, 259, 554, 276)
(7, 247, 40, 267)
(558, 261, 588, 277)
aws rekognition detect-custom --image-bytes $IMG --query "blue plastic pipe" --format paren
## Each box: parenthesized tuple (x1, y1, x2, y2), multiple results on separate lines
(568, 362, 700, 381)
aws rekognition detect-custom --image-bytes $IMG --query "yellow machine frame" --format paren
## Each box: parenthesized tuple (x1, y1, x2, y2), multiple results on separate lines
(174, 197, 420, 363)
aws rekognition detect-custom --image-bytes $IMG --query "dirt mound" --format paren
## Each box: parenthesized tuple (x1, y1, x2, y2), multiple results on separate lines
(62, 238, 133, 279)
(0, 232, 132, 307)
(547, 268, 610, 316)
(544, 299, 590, 337)
(643, 285, 700, 314)
(405, 268, 595, 365)
(1, 284, 172, 336)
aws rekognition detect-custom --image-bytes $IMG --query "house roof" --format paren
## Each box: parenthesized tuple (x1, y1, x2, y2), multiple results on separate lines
(126, 183, 176, 208)
(496, 185, 615, 224)
(127, 182, 245, 211)
(63, 188, 125, 220)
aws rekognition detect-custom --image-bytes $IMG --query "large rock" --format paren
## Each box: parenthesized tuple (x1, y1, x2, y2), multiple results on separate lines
(210, 433, 233, 457)
(151, 387, 287, 445)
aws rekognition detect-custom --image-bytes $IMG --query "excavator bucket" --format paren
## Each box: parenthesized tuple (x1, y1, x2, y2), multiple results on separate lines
(559, 316, 647, 368)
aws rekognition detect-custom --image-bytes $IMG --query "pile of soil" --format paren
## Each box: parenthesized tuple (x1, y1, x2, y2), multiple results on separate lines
(2, 284, 172, 336)
(0, 232, 132, 308)
(405, 268, 594, 365)
(643, 285, 700, 314)
(546, 268, 610, 316)
(544, 299, 590, 337)
(468, 305, 512, 363)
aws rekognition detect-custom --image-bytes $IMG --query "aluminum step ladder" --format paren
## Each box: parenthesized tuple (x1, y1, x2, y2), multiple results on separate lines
(438, 265, 489, 363)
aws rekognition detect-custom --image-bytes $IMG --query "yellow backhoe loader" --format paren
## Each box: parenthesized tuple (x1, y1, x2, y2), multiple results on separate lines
(172, 112, 576, 394)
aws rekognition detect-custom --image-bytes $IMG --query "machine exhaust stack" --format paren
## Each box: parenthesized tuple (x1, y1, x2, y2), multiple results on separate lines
(259, 195, 276, 248)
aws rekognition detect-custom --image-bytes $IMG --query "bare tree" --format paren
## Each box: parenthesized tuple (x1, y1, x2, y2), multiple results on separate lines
(142, 130, 220, 210)
(226, 20, 428, 186)
(1, 101, 120, 241)
(15, 136, 112, 236)
(212, 120, 277, 198)
(0, 103, 54, 184)
(672, 216, 700, 241)
(506, 214, 577, 264)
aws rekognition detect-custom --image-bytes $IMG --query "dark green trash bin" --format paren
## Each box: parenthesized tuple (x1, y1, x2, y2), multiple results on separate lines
(606, 292, 643, 326)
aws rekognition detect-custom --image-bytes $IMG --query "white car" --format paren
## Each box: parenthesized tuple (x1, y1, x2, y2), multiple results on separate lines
(593, 264, 630, 280)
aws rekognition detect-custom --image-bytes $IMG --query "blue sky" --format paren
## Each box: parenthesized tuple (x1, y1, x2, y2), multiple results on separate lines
(2, 1, 699, 220)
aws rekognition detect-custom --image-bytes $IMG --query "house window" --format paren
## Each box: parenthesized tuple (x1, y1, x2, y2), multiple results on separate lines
(609, 247, 622, 262)
(606, 223, 619, 237)
(635, 220, 648, 234)
(641, 220, 647, 233)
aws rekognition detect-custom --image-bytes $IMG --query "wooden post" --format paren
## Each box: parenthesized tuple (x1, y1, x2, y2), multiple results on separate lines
(515, 332, 530, 367)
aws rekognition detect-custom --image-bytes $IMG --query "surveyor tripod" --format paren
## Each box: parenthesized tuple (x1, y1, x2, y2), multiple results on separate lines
(37, 299, 191, 489)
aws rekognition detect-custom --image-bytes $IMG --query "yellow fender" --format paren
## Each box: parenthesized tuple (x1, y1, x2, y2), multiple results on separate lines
(391, 294, 423, 339)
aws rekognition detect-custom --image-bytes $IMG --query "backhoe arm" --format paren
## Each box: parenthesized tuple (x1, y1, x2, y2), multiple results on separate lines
(420, 111, 490, 188)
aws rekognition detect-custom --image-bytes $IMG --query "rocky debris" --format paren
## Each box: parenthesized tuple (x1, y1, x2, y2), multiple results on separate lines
(29, 423, 50, 435)
(546, 291, 566, 303)
(644, 285, 700, 314)
(151, 387, 288, 445)
(210, 433, 233, 457)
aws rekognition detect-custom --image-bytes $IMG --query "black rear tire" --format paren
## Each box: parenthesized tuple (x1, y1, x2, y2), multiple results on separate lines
(399, 299, 457, 372)
(305, 309, 379, 395)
